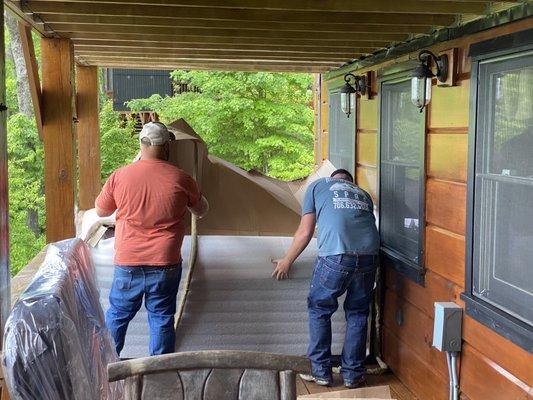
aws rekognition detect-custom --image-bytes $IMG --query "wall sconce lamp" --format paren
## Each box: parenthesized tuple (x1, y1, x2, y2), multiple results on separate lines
(341, 73, 367, 118)
(411, 50, 448, 112)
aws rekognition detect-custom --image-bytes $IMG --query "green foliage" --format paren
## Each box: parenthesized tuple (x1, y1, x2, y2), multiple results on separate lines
(127, 71, 314, 180)
(7, 114, 45, 275)
(100, 100, 138, 180)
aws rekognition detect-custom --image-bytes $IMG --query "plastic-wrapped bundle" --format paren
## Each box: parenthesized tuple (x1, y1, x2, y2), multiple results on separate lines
(3, 239, 123, 400)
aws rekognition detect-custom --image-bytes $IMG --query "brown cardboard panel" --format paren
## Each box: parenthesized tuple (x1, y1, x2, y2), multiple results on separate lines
(425, 225, 465, 287)
(298, 385, 392, 399)
(427, 133, 468, 183)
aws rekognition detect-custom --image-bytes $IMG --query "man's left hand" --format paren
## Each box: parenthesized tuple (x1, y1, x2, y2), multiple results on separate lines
(271, 258, 291, 280)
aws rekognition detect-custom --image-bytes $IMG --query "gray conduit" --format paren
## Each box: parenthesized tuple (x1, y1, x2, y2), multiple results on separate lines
(446, 351, 460, 400)
(175, 141, 200, 329)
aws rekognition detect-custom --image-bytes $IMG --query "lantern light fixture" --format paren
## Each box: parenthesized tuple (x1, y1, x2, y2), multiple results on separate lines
(341, 73, 367, 118)
(411, 50, 448, 112)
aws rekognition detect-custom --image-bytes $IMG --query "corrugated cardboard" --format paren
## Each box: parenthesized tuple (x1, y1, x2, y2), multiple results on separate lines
(298, 385, 392, 400)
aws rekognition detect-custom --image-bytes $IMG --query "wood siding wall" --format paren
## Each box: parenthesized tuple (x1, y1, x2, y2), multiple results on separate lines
(320, 19, 533, 400)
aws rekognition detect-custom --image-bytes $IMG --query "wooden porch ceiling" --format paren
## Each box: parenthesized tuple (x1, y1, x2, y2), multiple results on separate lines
(5, 0, 520, 73)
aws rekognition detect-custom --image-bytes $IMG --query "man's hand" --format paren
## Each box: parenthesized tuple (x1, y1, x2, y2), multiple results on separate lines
(271, 258, 292, 280)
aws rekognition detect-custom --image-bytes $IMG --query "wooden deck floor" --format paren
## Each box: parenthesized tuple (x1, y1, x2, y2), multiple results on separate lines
(296, 371, 417, 399)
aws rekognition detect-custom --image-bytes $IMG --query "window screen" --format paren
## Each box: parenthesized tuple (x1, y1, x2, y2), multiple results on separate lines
(472, 51, 533, 326)
(380, 79, 425, 270)
(328, 91, 356, 175)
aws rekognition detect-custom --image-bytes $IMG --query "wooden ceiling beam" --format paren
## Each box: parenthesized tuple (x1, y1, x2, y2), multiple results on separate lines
(24, 0, 490, 15)
(79, 54, 341, 67)
(48, 23, 409, 42)
(24, 2, 458, 26)
(62, 32, 392, 49)
(72, 39, 380, 54)
(75, 49, 357, 62)
(35, 14, 436, 34)
(80, 61, 333, 73)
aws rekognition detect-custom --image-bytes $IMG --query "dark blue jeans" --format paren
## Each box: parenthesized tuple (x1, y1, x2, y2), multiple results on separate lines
(307, 254, 376, 382)
(105, 264, 182, 356)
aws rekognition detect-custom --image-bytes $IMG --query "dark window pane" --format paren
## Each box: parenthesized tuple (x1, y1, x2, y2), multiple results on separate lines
(329, 92, 356, 175)
(473, 52, 533, 326)
(380, 79, 424, 267)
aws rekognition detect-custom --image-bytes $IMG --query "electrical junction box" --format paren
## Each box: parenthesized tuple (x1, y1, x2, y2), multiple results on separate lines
(432, 302, 463, 352)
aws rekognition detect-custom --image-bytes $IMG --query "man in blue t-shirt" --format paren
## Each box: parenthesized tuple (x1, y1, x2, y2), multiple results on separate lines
(272, 169, 379, 388)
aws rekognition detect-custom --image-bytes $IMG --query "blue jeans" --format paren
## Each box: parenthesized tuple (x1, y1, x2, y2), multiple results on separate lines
(307, 254, 376, 382)
(105, 264, 182, 356)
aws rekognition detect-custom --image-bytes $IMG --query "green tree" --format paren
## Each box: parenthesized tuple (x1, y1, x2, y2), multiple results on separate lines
(127, 71, 314, 180)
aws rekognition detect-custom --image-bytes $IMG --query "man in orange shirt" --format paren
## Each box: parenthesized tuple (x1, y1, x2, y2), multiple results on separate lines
(95, 122, 208, 356)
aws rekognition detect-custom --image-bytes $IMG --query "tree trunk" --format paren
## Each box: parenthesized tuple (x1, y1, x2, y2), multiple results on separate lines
(5, 12, 33, 118)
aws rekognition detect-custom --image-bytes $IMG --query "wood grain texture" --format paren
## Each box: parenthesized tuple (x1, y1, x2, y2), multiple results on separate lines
(356, 132, 377, 167)
(280, 371, 296, 400)
(108, 351, 310, 382)
(427, 133, 468, 183)
(204, 369, 243, 400)
(463, 317, 533, 387)
(141, 372, 182, 400)
(239, 369, 279, 400)
(383, 289, 449, 379)
(179, 369, 210, 399)
(358, 98, 378, 131)
(76, 65, 101, 210)
(425, 225, 465, 287)
(355, 166, 377, 201)
(41, 38, 76, 243)
(460, 344, 531, 400)
(385, 268, 462, 317)
(383, 329, 448, 400)
(428, 81, 470, 129)
(426, 178, 466, 235)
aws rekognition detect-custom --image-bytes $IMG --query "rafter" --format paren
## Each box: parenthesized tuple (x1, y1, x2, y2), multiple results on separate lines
(23, 0, 491, 15)
(23, 2, 458, 26)
(33, 14, 436, 35)
(72, 39, 381, 55)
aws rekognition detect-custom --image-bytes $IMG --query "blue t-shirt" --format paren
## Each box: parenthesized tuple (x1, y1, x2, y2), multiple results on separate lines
(302, 177, 379, 256)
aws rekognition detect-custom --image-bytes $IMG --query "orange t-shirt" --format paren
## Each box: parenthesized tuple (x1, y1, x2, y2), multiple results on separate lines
(95, 159, 201, 266)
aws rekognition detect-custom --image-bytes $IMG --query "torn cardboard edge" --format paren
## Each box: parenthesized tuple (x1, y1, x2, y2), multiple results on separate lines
(298, 385, 393, 400)
(82, 118, 335, 246)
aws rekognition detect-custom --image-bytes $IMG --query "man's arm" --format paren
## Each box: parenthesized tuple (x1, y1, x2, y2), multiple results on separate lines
(188, 195, 209, 219)
(272, 213, 316, 280)
(95, 173, 117, 217)
(95, 205, 115, 217)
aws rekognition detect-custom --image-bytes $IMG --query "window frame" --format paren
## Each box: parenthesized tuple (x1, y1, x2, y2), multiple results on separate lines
(377, 63, 427, 285)
(328, 87, 357, 177)
(462, 30, 533, 352)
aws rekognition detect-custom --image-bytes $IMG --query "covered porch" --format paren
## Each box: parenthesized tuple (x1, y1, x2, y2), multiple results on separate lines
(0, 1, 531, 400)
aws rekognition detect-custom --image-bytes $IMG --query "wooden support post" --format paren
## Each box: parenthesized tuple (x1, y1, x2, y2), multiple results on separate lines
(18, 23, 43, 140)
(41, 38, 76, 243)
(76, 65, 100, 210)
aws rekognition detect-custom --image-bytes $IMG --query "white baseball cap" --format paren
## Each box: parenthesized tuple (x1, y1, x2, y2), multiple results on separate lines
(139, 122, 171, 146)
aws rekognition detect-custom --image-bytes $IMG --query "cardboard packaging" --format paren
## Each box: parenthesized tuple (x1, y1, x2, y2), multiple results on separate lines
(298, 385, 394, 400)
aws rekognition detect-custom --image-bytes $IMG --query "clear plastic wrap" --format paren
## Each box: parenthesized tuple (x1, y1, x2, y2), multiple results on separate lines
(3, 239, 123, 400)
